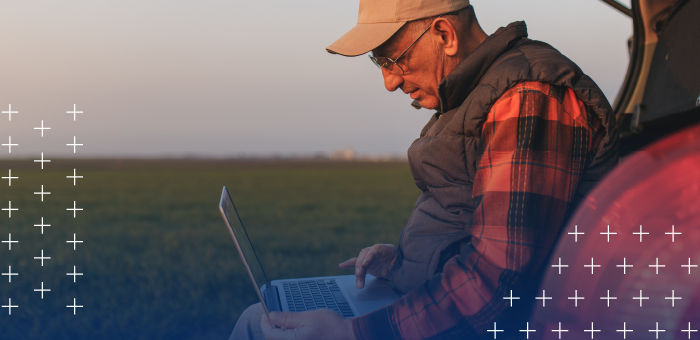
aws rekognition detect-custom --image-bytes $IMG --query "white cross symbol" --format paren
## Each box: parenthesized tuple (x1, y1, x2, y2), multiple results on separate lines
(616, 257, 633, 274)
(1, 265, 18, 283)
(34, 249, 51, 267)
(66, 200, 84, 218)
(682, 322, 698, 339)
(616, 322, 633, 339)
(551, 257, 569, 275)
(2, 233, 18, 250)
(600, 289, 617, 307)
(3, 200, 18, 218)
(34, 282, 51, 299)
(633, 289, 650, 307)
(649, 257, 666, 275)
(519, 322, 536, 339)
(503, 290, 520, 307)
(34, 217, 51, 235)
(66, 233, 84, 251)
(33, 184, 52, 202)
(66, 297, 84, 315)
(2, 104, 18, 121)
(66, 265, 84, 283)
(584, 322, 601, 339)
(33, 120, 51, 137)
(633, 225, 650, 242)
(535, 289, 552, 307)
(2, 136, 18, 153)
(67, 168, 84, 186)
(487, 322, 504, 339)
(665, 289, 682, 307)
(486, 322, 503, 339)
(66, 104, 83, 121)
(648, 322, 666, 339)
(665, 224, 682, 242)
(551, 322, 568, 339)
(66, 136, 84, 154)
(2, 298, 18, 315)
(34, 152, 52, 170)
(682, 257, 698, 275)
(600, 225, 617, 242)
(584, 257, 601, 275)
(568, 224, 584, 243)
(568, 289, 585, 307)
(2, 169, 18, 186)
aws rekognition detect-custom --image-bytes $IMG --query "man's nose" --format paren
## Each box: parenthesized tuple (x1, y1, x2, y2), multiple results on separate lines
(381, 68, 403, 92)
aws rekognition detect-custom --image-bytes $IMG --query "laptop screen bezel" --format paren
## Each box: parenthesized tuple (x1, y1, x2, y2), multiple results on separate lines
(218, 186, 273, 316)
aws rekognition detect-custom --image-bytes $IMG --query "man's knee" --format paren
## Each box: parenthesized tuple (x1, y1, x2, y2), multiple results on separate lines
(230, 303, 265, 340)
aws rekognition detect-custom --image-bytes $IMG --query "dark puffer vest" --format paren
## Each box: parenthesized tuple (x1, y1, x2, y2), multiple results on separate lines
(391, 21, 618, 293)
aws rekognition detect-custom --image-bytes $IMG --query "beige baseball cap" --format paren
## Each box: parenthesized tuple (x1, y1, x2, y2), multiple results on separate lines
(327, 0, 470, 56)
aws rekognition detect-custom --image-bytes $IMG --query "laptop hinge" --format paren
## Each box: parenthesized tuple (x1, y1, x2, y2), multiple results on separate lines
(263, 284, 282, 312)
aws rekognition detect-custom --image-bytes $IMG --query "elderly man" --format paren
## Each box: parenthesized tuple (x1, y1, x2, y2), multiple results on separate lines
(233, 0, 618, 339)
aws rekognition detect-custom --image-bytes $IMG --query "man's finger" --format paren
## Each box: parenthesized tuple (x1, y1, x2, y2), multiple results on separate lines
(353, 248, 370, 288)
(261, 313, 296, 340)
(355, 248, 371, 288)
(356, 247, 369, 263)
(355, 267, 367, 288)
(268, 311, 304, 328)
(338, 257, 357, 269)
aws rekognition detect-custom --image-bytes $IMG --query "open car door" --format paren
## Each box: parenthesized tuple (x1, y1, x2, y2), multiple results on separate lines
(611, 0, 700, 155)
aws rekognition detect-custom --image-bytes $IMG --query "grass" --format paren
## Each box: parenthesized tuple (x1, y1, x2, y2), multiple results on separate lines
(0, 159, 418, 339)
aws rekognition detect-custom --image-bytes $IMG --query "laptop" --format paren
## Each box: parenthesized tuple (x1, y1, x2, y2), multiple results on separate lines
(218, 186, 400, 318)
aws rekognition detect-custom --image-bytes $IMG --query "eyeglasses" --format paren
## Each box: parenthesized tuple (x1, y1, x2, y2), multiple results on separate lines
(369, 22, 433, 75)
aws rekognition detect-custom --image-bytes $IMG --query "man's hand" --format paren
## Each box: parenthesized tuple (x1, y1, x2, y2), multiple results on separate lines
(260, 310, 355, 340)
(338, 243, 397, 288)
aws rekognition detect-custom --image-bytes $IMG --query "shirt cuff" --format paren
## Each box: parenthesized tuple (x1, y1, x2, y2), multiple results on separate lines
(352, 305, 400, 340)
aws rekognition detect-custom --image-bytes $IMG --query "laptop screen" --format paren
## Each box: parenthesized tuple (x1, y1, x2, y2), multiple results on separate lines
(218, 186, 272, 310)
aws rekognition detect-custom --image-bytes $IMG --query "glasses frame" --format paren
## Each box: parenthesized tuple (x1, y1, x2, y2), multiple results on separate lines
(369, 21, 434, 75)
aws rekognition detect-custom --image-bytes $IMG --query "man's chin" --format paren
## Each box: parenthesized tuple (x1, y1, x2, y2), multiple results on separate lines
(416, 97, 439, 110)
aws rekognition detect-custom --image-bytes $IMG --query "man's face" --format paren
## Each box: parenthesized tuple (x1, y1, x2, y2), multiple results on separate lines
(372, 23, 443, 110)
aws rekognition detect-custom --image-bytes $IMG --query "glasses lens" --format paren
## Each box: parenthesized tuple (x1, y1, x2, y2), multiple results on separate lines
(368, 54, 382, 69)
(368, 54, 403, 74)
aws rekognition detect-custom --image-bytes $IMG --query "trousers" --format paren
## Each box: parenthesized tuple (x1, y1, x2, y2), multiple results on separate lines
(230, 303, 265, 340)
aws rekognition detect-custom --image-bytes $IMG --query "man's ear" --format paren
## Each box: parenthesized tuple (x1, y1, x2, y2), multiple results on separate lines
(432, 17, 459, 57)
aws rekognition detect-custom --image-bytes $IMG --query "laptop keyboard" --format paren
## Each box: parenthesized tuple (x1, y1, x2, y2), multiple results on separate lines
(282, 279, 354, 317)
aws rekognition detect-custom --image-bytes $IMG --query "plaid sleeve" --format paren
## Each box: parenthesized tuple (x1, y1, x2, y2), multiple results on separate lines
(352, 81, 600, 340)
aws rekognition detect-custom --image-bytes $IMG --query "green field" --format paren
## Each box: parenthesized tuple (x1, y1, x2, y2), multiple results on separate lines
(0, 159, 418, 339)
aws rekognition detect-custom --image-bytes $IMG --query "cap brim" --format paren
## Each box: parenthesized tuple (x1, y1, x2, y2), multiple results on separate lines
(326, 21, 406, 57)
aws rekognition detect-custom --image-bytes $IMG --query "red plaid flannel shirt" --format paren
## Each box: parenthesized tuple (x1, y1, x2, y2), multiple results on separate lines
(353, 81, 602, 339)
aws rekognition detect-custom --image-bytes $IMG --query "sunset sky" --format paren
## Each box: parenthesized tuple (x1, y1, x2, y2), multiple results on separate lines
(0, 0, 632, 157)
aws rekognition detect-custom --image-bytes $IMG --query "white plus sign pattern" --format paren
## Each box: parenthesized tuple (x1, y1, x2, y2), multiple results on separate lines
(2, 103, 87, 319)
(486, 222, 700, 339)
